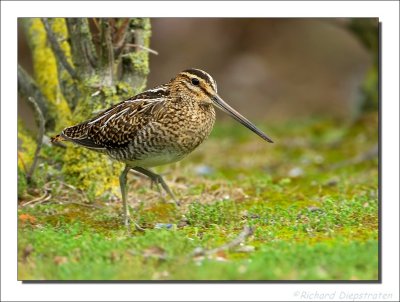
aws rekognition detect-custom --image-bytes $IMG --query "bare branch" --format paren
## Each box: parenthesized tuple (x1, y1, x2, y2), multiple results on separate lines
(41, 18, 78, 80)
(17, 65, 49, 121)
(99, 18, 115, 85)
(21, 190, 51, 207)
(26, 97, 45, 183)
(66, 18, 97, 77)
(114, 18, 131, 58)
(192, 225, 254, 257)
(124, 43, 158, 55)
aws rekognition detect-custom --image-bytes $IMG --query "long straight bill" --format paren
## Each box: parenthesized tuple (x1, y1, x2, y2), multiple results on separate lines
(213, 95, 274, 143)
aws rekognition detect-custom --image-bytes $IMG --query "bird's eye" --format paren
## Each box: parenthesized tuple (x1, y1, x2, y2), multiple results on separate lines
(191, 78, 200, 86)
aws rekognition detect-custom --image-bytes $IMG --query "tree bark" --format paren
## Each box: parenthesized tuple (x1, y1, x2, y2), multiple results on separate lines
(18, 18, 153, 198)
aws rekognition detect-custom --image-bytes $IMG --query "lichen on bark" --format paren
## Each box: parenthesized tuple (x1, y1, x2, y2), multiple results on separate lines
(19, 18, 153, 198)
(23, 18, 72, 132)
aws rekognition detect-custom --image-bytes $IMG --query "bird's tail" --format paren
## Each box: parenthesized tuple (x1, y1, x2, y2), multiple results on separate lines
(50, 134, 66, 143)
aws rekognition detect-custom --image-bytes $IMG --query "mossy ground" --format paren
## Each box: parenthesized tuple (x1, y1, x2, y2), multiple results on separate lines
(18, 113, 379, 280)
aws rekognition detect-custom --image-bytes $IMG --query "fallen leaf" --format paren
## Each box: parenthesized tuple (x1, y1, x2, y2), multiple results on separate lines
(19, 213, 36, 224)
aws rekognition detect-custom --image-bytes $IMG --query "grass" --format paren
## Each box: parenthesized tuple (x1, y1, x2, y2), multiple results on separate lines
(18, 113, 379, 280)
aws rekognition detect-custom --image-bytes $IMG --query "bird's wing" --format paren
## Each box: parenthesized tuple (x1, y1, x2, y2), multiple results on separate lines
(60, 95, 167, 150)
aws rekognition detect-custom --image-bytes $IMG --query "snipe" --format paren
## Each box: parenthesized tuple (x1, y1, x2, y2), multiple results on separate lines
(52, 69, 274, 231)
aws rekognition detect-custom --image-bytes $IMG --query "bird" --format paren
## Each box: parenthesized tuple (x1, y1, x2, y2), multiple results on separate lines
(51, 68, 274, 231)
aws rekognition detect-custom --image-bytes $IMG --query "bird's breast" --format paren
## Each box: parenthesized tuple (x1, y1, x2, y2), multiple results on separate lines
(172, 103, 216, 153)
(106, 102, 216, 167)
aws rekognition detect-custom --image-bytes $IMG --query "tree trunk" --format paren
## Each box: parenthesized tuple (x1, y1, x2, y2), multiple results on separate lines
(18, 18, 152, 198)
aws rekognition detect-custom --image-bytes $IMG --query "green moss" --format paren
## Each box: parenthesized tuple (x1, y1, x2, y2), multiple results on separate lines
(18, 114, 379, 280)
(18, 166, 28, 198)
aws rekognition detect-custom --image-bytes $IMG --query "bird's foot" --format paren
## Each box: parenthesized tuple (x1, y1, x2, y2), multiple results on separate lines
(170, 199, 181, 207)
(134, 222, 146, 232)
(124, 216, 132, 233)
(124, 218, 145, 234)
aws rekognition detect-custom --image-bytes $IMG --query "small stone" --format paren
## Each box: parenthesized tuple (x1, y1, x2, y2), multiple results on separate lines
(238, 265, 247, 274)
(307, 206, 322, 212)
(192, 247, 205, 257)
(325, 177, 339, 186)
(314, 155, 325, 164)
(154, 223, 174, 230)
(194, 165, 214, 176)
(288, 167, 304, 178)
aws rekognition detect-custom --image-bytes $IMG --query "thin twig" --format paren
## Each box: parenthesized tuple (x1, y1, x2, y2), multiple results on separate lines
(192, 225, 254, 257)
(114, 18, 130, 45)
(17, 65, 49, 120)
(66, 18, 97, 75)
(68, 201, 101, 208)
(41, 18, 78, 80)
(21, 191, 51, 207)
(44, 180, 91, 204)
(100, 18, 115, 85)
(92, 18, 101, 33)
(124, 43, 159, 55)
(26, 97, 45, 183)
(114, 19, 131, 58)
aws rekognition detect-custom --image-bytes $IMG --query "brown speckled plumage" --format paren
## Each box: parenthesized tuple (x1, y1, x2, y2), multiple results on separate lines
(54, 70, 216, 167)
(52, 68, 273, 231)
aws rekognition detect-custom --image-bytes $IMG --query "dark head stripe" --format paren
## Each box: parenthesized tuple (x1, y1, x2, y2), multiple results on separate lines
(182, 68, 217, 91)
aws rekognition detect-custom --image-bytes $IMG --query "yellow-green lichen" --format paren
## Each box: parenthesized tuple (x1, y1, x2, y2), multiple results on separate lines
(49, 18, 79, 110)
(62, 145, 123, 198)
(25, 18, 71, 131)
(116, 82, 136, 98)
(17, 119, 37, 170)
(22, 18, 153, 198)
(130, 51, 150, 78)
(49, 18, 73, 65)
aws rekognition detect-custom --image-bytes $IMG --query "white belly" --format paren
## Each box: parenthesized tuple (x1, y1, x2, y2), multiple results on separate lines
(125, 152, 186, 168)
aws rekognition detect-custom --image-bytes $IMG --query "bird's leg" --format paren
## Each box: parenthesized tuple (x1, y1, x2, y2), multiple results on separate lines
(120, 165, 145, 232)
(133, 166, 180, 207)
